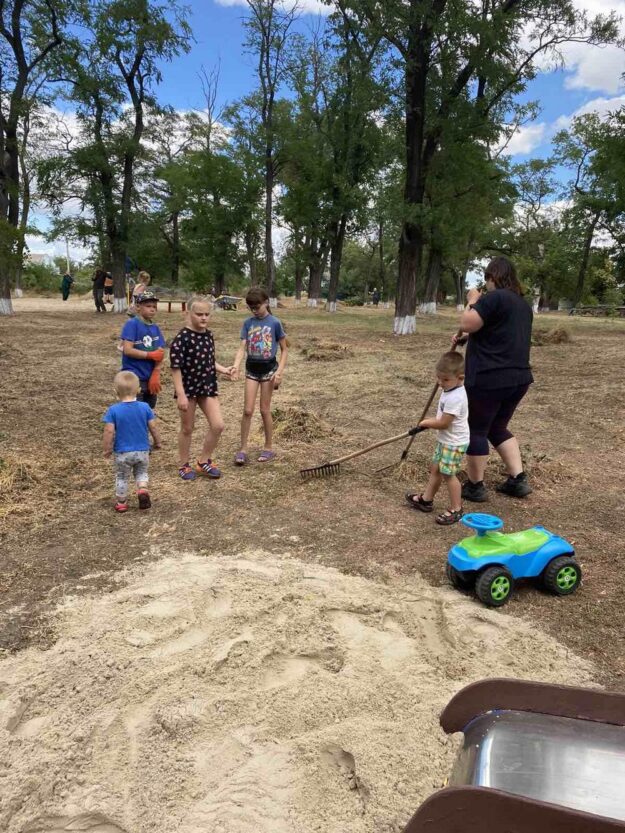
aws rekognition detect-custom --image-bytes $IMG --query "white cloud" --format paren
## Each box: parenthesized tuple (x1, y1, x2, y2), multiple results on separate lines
(214, 0, 331, 14)
(552, 93, 625, 132)
(562, 42, 625, 94)
(499, 122, 547, 156)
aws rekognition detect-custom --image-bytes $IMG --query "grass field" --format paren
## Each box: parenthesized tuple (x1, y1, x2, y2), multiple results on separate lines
(1, 294, 624, 689)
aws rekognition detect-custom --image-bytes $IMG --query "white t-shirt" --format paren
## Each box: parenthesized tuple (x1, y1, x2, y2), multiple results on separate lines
(436, 385, 470, 447)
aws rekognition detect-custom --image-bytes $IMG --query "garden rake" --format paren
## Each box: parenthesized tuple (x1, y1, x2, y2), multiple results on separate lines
(375, 327, 466, 475)
(299, 426, 427, 479)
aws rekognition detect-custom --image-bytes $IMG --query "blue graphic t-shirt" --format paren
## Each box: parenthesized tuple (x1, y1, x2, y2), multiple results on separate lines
(240, 314, 286, 363)
(120, 318, 166, 381)
(102, 401, 154, 453)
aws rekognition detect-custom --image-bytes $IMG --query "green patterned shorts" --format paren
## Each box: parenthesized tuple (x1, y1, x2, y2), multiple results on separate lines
(432, 442, 468, 476)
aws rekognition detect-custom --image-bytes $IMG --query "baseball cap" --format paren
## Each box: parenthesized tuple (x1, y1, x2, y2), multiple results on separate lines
(137, 290, 159, 303)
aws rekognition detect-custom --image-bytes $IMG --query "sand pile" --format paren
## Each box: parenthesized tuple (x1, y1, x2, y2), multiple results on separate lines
(0, 549, 593, 833)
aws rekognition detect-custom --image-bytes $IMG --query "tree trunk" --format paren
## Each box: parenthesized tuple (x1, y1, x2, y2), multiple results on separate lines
(378, 220, 386, 301)
(294, 261, 303, 303)
(264, 144, 275, 300)
(326, 215, 347, 313)
(0, 124, 20, 315)
(572, 212, 600, 307)
(111, 248, 127, 313)
(420, 245, 443, 315)
(214, 272, 225, 296)
(245, 226, 258, 284)
(394, 226, 421, 334)
(307, 239, 328, 307)
(171, 210, 180, 285)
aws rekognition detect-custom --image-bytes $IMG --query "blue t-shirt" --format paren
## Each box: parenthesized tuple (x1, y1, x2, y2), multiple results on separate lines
(240, 314, 286, 362)
(120, 317, 166, 381)
(102, 401, 154, 453)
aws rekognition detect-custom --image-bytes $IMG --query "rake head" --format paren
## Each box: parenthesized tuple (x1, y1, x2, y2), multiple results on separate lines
(299, 462, 341, 479)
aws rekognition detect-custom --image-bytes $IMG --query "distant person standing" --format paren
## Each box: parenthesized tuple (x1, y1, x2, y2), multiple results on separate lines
(60, 272, 74, 301)
(128, 270, 151, 317)
(104, 271, 114, 306)
(372, 287, 381, 307)
(92, 268, 107, 313)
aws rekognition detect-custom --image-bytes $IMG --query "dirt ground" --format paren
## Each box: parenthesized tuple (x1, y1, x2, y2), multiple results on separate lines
(1, 293, 624, 693)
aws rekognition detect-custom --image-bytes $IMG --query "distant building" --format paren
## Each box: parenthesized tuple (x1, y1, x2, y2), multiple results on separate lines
(25, 252, 55, 266)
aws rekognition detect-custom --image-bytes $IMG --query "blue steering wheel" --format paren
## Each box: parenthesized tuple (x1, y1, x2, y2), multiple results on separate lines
(461, 513, 504, 535)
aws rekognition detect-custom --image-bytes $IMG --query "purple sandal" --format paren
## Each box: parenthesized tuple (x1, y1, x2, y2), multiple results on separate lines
(258, 450, 276, 463)
(234, 451, 248, 466)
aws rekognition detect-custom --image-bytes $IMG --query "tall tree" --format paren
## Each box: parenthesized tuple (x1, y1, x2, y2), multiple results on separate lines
(341, 0, 618, 333)
(244, 0, 297, 301)
(0, 0, 67, 314)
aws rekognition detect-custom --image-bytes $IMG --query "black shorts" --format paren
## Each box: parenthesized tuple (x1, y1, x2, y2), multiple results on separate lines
(138, 379, 157, 410)
(245, 358, 278, 382)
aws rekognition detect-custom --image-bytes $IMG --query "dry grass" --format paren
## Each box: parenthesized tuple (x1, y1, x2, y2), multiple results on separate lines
(271, 406, 331, 442)
(532, 327, 573, 345)
(300, 341, 354, 362)
(0, 455, 40, 519)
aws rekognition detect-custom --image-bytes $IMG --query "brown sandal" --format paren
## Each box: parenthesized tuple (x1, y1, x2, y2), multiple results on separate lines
(405, 492, 434, 513)
(435, 508, 464, 526)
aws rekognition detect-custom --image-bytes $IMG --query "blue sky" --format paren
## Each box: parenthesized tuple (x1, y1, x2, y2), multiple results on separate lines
(154, 0, 625, 162)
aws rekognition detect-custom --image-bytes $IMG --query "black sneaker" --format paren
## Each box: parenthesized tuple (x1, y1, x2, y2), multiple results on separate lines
(496, 472, 532, 498)
(461, 480, 488, 502)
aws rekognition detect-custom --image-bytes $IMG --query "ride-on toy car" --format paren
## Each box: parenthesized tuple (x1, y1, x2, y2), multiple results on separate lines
(447, 513, 581, 607)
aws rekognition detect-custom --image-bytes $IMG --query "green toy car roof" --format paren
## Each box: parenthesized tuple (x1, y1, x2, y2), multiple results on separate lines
(458, 528, 550, 560)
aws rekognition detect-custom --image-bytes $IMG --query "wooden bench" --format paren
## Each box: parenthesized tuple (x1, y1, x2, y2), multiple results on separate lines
(160, 298, 187, 313)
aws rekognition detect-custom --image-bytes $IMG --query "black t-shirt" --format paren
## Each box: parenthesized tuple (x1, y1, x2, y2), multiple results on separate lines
(169, 328, 218, 398)
(465, 289, 534, 390)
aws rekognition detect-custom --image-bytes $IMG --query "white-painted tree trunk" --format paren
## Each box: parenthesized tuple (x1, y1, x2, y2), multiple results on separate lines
(419, 301, 437, 315)
(14, 287, 23, 298)
(0, 297, 14, 315)
(307, 298, 318, 308)
(456, 303, 464, 312)
(393, 315, 416, 335)
(325, 300, 337, 313)
(294, 298, 300, 306)
(269, 297, 277, 308)
(383, 301, 390, 309)
(113, 297, 128, 313)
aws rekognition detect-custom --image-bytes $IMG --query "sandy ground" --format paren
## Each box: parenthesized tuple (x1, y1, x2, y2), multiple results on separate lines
(0, 547, 593, 833)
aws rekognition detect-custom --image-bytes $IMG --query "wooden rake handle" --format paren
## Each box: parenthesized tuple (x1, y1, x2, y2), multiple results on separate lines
(398, 328, 466, 463)
(326, 427, 426, 467)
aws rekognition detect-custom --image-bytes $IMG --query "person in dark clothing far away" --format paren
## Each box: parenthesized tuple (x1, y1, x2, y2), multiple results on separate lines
(92, 267, 107, 313)
(60, 272, 74, 301)
(453, 256, 533, 502)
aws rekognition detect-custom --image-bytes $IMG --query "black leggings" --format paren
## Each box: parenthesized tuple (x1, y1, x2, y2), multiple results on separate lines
(466, 384, 529, 456)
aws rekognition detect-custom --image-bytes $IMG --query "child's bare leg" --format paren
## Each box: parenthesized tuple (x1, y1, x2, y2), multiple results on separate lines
(466, 453, 489, 484)
(240, 379, 259, 451)
(443, 473, 462, 511)
(259, 379, 275, 450)
(422, 463, 442, 501)
(178, 399, 197, 466)
(197, 396, 225, 461)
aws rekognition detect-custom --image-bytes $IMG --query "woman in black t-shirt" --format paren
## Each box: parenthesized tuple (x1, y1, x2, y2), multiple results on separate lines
(455, 257, 533, 501)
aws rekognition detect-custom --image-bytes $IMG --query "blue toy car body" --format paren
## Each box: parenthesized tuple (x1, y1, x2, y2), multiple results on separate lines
(447, 513, 581, 606)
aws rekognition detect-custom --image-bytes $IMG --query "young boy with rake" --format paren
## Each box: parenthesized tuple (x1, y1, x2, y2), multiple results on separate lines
(102, 371, 161, 513)
(405, 352, 470, 525)
(169, 298, 235, 481)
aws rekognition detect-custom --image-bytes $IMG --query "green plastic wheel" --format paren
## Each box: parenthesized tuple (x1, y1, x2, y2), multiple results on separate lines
(543, 555, 581, 596)
(475, 566, 514, 607)
(446, 563, 474, 591)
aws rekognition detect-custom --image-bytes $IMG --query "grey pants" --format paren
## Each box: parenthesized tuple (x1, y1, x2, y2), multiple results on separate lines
(114, 451, 149, 498)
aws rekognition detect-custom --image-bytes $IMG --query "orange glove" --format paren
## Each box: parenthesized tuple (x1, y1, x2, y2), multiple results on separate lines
(146, 348, 165, 362)
(147, 367, 161, 395)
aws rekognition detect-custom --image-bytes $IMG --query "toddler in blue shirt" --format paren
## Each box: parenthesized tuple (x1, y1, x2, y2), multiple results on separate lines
(102, 371, 161, 512)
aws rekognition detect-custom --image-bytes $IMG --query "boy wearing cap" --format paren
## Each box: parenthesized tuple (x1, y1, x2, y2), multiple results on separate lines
(119, 290, 166, 408)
